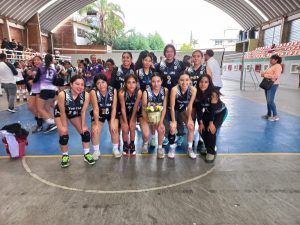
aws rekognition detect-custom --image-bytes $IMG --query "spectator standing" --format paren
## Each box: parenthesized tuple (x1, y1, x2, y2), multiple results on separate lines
(16, 42, 24, 59)
(0, 53, 18, 112)
(204, 49, 223, 90)
(261, 55, 282, 121)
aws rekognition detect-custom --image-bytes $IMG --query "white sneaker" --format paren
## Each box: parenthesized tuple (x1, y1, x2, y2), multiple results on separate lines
(141, 143, 149, 154)
(93, 150, 100, 161)
(167, 147, 175, 159)
(7, 108, 17, 113)
(112, 148, 122, 158)
(157, 148, 165, 159)
(188, 148, 196, 159)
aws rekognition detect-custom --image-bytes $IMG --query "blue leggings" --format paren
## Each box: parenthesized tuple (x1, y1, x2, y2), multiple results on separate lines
(264, 84, 278, 116)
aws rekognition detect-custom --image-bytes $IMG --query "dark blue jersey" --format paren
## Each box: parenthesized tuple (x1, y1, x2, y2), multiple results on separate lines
(96, 86, 114, 116)
(54, 89, 85, 119)
(187, 64, 207, 87)
(174, 85, 192, 112)
(110, 66, 135, 91)
(146, 86, 165, 107)
(124, 89, 139, 115)
(156, 59, 184, 91)
(136, 68, 153, 91)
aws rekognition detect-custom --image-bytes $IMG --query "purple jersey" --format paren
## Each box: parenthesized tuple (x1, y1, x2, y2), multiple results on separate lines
(85, 63, 104, 87)
(31, 67, 40, 94)
(39, 65, 57, 90)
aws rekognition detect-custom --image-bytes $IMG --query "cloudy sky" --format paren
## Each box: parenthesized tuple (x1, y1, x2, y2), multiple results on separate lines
(112, 0, 242, 48)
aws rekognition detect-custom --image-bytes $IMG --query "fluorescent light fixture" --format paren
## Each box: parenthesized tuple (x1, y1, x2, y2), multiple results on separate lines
(38, 0, 58, 13)
(244, 0, 268, 21)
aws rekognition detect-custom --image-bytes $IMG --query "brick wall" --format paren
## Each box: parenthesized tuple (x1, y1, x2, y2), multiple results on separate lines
(53, 20, 74, 48)
(9, 26, 24, 43)
(0, 24, 3, 41)
(25, 14, 41, 52)
(52, 19, 109, 54)
(41, 35, 49, 53)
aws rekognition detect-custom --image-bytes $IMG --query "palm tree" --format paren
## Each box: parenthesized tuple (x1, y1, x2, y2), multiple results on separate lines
(79, 0, 125, 45)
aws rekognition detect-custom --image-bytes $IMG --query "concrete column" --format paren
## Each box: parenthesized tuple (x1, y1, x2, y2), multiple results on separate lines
(257, 26, 264, 47)
(3, 19, 11, 41)
(280, 16, 289, 43)
(25, 14, 42, 53)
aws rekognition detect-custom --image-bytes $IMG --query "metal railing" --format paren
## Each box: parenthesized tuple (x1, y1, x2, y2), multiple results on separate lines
(0, 48, 71, 62)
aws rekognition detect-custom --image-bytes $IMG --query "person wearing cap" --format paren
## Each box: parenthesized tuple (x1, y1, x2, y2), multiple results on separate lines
(204, 49, 223, 90)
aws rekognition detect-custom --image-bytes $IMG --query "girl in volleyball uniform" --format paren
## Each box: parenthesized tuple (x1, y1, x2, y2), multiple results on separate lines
(54, 75, 95, 168)
(196, 74, 227, 163)
(174, 85, 193, 112)
(110, 52, 135, 91)
(27, 56, 43, 133)
(119, 74, 142, 156)
(135, 52, 155, 92)
(90, 74, 121, 160)
(169, 71, 197, 159)
(187, 64, 207, 87)
(33, 54, 57, 134)
(141, 72, 168, 158)
(136, 67, 153, 91)
(187, 50, 212, 87)
(54, 87, 85, 119)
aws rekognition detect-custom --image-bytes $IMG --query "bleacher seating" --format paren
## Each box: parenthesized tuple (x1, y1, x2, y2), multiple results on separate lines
(244, 41, 300, 59)
(0, 48, 71, 62)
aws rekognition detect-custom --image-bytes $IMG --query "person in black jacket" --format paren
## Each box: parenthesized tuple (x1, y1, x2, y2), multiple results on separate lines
(196, 74, 227, 163)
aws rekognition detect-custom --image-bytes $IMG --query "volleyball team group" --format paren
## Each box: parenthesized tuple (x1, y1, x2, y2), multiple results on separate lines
(28, 44, 227, 168)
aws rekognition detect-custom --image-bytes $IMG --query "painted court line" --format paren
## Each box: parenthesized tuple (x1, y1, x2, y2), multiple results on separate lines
(21, 157, 216, 194)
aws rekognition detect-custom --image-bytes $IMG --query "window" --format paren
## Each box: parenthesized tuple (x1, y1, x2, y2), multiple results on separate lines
(215, 40, 223, 45)
(263, 25, 281, 46)
(77, 28, 86, 38)
(289, 19, 300, 42)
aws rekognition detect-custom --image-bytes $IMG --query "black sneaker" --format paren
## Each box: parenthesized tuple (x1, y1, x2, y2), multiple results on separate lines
(61, 155, 70, 168)
(129, 143, 136, 156)
(44, 124, 57, 134)
(123, 144, 129, 156)
(83, 153, 95, 165)
(197, 140, 207, 155)
(32, 125, 43, 133)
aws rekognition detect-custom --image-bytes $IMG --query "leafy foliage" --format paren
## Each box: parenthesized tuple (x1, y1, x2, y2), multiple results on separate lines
(179, 43, 193, 51)
(79, 0, 165, 50)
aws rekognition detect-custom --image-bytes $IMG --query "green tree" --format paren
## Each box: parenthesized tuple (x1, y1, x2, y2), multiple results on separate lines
(114, 31, 165, 50)
(148, 32, 165, 50)
(79, 0, 125, 46)
(179, 43, 193, 51)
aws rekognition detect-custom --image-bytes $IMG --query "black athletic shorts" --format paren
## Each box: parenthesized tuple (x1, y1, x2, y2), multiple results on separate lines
(40, 90, 56, 100)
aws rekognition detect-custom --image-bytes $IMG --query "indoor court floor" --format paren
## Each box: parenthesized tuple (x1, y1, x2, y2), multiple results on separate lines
(0, 80, 300, 225)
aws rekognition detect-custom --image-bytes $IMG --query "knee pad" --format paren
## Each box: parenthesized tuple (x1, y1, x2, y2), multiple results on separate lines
(59, 135, 69, 145)
(81, 131, 90, 142)
(168, 133, 176, 145)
